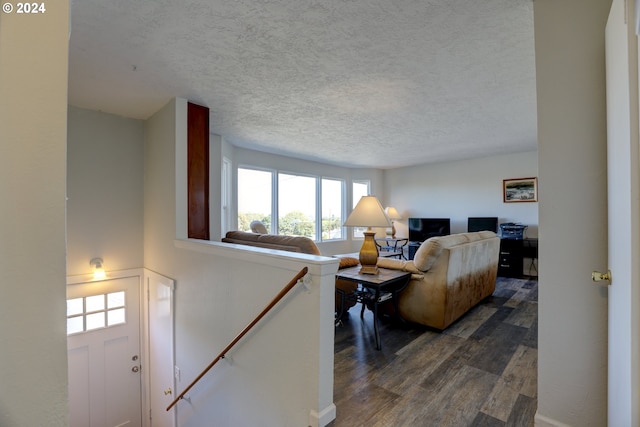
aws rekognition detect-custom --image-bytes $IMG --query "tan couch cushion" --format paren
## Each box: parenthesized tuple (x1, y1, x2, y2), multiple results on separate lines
(256, 234, 322, 255)
(222, 230, 321, 255)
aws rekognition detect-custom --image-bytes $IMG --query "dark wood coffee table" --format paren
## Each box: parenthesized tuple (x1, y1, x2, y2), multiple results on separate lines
(335, 266, 411, 350)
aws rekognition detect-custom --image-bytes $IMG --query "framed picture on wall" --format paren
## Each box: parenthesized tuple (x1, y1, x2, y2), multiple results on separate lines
(503, 177, 538, 203)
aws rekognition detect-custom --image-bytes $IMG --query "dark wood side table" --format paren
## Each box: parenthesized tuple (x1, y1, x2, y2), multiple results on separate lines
(335, 266, 411, 350)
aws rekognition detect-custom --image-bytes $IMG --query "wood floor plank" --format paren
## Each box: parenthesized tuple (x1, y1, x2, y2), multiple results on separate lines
(506, 394, 537, 427)
(445, 305, 498, 339)
(469, 306, 515, 340)
(522, 316, 538, 349)
(479, 376, 520, 422)
(394, 328, 441, 356)
(504, 300, 537, 328)
(502, 345, 537, 398)
(470, 412, 506, 427)
(465, 323, 528, 376)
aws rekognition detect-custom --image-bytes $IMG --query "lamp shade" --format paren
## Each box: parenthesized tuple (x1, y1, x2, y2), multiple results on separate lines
(384, 206, 402, 220)
(344, 196, 392, 228)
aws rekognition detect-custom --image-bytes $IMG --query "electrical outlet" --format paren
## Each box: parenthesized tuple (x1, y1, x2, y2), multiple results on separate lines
(174, 366, 181, 382)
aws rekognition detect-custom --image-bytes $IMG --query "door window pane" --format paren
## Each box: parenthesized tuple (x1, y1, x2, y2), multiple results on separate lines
(67, 316, 84, 335)
(67, 298, 84, 316)
(85, 294, 104, 312)
(107, 291, 125, 309)
(238, 168, 272, 232)
(86, 312, 105, 331)
(278, 173, 316, 238)
(107, 308, 126, 326)
(322, 178, 343, 240)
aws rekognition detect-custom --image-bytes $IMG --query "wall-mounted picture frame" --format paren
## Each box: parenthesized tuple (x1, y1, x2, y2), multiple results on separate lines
(503, 177, 538, 203)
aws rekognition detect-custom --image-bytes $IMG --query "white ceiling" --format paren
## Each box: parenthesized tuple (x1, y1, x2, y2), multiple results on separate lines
(68, 0, 537, 169)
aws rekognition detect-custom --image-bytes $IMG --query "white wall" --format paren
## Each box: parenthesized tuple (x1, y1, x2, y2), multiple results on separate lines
(144, 99, 337, 427)
(384, 151, 538, 238)
(67, 107, 145, 275)
(534, 0, 611, 425)
(0, 2, 70, 426)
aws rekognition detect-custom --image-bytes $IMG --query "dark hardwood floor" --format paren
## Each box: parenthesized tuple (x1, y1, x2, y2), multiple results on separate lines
(330, 276, 538, 427)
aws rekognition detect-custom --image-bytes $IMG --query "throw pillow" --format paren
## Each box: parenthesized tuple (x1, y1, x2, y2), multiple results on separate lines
(338, 257, 359, 269)
(376, 257, 422, 274)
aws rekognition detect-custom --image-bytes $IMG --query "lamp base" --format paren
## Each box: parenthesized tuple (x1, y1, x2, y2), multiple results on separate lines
(358, 230, 380, 275)
(385, 222, 397, 238)
(359, 264, 379, 275)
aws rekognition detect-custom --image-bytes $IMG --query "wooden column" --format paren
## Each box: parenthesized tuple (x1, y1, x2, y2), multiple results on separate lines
(187, 102, 210, 239)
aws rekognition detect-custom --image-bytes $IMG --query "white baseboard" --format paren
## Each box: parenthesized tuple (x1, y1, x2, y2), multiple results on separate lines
(535, 411, 572, 427)
(309, 403, 336, 427)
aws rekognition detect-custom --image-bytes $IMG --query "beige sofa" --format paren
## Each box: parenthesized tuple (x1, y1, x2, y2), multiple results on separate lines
(377, 231, 499, 330)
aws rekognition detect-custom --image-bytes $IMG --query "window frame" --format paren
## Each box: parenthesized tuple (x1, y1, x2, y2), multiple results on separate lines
(237, 166, 276, 233)
(277, 171, 318, 239)
(237, 165, 347, 242)
(320, 176, 346, 241)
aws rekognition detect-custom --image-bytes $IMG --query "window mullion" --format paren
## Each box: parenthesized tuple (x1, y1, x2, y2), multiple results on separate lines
(272, 171, 279, 234)
(316, 177, 322, 242)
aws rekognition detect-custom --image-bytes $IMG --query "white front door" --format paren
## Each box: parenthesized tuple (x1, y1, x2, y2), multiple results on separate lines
(605, 0, 640, 424)
(67, 276, 142, 427)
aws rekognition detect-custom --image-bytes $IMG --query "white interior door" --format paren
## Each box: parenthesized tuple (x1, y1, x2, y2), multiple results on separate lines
(146, 270, 176, 427)
(605, 0, 640, 424)
(67, 276, 142, 427)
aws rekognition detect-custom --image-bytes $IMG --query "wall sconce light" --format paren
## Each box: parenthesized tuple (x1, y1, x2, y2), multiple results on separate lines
(90, 258, 106, 280)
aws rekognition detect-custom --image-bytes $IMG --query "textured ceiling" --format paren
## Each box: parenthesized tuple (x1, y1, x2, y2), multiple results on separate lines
(68, 0, 537, 169)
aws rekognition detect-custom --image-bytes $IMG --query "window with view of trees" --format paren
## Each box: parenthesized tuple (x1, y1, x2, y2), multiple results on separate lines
(237, 167, 345, 241)
(237, 168, 272, 233)
(278, 173, 316, 238)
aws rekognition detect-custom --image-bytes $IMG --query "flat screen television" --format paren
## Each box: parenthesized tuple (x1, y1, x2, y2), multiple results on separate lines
(467, 217, 498, 233)
(408, 218, 450, 242)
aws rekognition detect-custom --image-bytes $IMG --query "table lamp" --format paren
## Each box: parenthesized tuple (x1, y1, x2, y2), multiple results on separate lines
(384, 206, 402, 237)
(343, 196, 392, 274)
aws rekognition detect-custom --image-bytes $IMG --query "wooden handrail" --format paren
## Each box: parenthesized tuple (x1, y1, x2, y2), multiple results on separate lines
(166, 266, 309, 411)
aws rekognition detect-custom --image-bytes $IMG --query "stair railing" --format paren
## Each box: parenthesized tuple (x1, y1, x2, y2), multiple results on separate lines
(166, 266, 309, 411)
